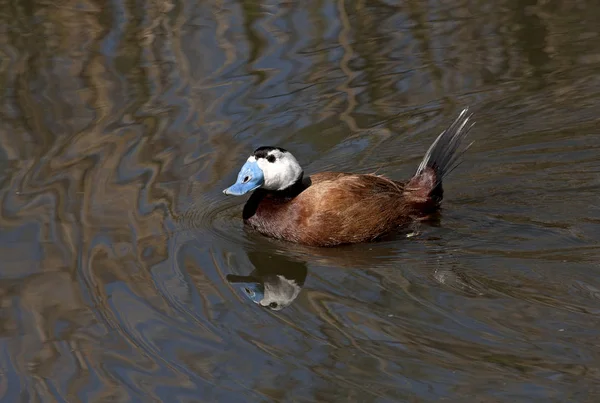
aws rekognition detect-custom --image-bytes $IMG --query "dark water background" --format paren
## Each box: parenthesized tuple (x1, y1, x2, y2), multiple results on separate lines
(2, 0, 600, 401)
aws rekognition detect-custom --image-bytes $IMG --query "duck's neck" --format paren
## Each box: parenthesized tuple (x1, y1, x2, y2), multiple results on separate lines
(272, 173, 310, 198)
(243, 174, 310, 221)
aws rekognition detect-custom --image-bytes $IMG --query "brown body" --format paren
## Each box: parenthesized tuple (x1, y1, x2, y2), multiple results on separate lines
(243, 169, 440, 247)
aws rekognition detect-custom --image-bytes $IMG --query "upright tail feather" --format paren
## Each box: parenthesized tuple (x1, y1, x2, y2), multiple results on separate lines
(406, 108, 474, 204)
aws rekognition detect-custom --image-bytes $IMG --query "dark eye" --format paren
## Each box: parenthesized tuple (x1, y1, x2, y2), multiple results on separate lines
(267, 155, 276, 163)
(242, 176, 250, 183)
(269, 302, 278, 309)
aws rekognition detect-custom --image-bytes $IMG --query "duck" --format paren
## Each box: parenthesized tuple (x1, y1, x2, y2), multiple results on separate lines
(223, 108, 474, 247)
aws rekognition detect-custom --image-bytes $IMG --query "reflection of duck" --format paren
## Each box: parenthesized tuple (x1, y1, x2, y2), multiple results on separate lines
(226, 234, 421, 310)
(227, 251, 307, 311)
(223, 109, 473, 247)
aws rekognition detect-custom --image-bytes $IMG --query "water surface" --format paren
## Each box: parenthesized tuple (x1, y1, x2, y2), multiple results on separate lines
(1, 0, 600, 401)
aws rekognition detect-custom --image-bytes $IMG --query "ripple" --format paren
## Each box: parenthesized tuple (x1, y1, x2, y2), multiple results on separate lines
(177, 188, 254, 249)
(3, 0, 600, 401)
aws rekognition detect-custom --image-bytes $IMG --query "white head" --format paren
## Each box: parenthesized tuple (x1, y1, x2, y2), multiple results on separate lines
(223, 146, 303, 195)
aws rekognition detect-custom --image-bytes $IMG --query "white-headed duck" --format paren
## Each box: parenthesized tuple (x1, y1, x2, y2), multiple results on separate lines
(223, 108, 474, 247)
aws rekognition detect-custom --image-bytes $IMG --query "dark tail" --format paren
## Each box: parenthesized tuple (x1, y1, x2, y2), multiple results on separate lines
(405, 108, 474, 204)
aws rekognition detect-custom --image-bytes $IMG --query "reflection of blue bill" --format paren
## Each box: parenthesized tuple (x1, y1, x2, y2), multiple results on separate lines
(237, 281, 265, 304)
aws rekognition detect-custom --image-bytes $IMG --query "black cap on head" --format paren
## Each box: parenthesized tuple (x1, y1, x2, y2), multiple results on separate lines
(253, 146, 288, 159)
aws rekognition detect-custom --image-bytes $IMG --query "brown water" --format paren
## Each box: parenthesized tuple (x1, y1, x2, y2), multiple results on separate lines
(1, 0, 600, 401)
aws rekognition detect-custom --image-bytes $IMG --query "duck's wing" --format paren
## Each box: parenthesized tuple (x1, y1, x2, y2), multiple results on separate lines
(290, 174, 410, 246)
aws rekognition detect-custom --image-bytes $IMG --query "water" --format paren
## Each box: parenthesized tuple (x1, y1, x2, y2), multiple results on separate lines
(1, 0, 600, 401)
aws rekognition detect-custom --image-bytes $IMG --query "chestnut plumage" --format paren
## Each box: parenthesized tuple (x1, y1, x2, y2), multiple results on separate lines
(224, 109, 474, 247)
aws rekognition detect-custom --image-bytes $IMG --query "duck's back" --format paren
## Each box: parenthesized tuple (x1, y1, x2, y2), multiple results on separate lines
(243, 172, 423, 246)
